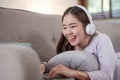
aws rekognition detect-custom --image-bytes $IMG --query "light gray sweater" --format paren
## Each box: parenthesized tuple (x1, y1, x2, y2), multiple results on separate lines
(86, 31, 117, 80)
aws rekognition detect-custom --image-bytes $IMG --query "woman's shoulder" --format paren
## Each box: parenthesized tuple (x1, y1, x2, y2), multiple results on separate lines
(93, 31, 110, 40)
(90, 31, 112, 45)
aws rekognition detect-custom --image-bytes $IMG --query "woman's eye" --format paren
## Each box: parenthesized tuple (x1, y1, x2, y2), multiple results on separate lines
(62, 27, 66, 29)
(71, 26, 76, 28)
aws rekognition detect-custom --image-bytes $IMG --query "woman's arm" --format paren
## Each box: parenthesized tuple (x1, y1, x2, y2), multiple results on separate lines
(87, 34, 117, 80)
(48, 64, 90, 80)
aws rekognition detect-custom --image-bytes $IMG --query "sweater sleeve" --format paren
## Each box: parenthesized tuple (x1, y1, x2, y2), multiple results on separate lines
(87, 34, 116, 80)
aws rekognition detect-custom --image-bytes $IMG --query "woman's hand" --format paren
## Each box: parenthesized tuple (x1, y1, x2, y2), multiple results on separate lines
(48, 64, 90, 80)
(48, 64, 76, 78)
(40, 62, 47, 74)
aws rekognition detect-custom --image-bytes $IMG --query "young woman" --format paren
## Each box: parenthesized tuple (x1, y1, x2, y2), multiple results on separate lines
(41, 5, 117, 80)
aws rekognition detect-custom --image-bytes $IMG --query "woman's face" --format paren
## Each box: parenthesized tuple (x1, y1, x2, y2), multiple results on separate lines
(62, 13, 88, 47)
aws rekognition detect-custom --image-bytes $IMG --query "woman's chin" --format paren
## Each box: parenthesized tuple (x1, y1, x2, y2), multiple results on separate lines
(70, 42, 77, 46)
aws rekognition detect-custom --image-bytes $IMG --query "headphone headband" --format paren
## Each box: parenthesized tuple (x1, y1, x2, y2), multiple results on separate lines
(74, 5, 96, 35)
(75, 5, 93, 23)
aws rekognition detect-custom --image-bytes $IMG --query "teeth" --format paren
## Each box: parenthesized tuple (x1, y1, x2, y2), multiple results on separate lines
(68, 36, 76, 39)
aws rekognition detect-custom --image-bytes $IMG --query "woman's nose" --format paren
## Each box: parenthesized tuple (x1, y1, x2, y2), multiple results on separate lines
(66, 28, 72, 35)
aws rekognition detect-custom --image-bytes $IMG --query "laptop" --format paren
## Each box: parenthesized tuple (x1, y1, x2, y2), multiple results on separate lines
(42, 74, 75, 80)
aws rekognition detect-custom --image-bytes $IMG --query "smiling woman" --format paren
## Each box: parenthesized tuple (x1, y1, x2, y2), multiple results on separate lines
(40, 5, 117, 80)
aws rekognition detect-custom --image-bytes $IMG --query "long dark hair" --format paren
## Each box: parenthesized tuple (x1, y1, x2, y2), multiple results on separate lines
(56, 6, 90, 54)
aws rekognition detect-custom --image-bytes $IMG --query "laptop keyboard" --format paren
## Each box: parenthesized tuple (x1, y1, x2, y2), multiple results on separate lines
(42, 74, 75, 80)
(43, 76, 75, 80)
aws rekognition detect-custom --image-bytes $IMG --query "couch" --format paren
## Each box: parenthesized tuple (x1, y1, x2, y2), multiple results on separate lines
(0, 7, 120, 80)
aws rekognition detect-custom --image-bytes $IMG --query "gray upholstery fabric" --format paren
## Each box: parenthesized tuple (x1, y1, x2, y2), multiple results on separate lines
(0, 7, 62, 62)
(46, 51, 99, 74)
(0, 44, 42, 80)
(113, 52, 120, 80)
(114, 59, 120, 80)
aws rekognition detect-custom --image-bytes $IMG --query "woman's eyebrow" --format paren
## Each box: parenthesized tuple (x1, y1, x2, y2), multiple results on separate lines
(69, 23, 76, 25)
(62, 23, 77, 26)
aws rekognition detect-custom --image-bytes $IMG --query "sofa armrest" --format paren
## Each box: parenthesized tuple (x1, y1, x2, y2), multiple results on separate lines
(0, 44, 42, 80)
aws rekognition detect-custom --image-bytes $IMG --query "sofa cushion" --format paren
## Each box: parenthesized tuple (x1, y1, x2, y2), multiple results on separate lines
(46, 51, 99, 76)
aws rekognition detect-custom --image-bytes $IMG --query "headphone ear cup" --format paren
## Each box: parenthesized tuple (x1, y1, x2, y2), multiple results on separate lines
(86, 23, 96, 35)
(75, 5, 96, 35)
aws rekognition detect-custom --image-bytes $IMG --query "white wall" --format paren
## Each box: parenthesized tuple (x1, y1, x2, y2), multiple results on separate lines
(0, 0, 78, 15)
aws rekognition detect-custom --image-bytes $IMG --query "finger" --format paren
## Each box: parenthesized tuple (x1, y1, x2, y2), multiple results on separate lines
(48, 69, 56, 77)
(48, 66, 60, 77)
(48, 64, 64, 77)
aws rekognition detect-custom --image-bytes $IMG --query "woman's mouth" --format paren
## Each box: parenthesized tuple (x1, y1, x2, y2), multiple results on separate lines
(68, 36, 77, 43)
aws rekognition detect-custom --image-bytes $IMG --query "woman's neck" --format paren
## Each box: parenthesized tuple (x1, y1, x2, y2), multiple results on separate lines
(75, 35, 93, 51)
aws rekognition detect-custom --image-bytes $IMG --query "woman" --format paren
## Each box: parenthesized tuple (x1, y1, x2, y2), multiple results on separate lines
(41, 5, 116, 80)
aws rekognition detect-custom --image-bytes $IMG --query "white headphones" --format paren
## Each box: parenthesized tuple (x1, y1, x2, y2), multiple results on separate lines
(75, 5, 96, 35)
